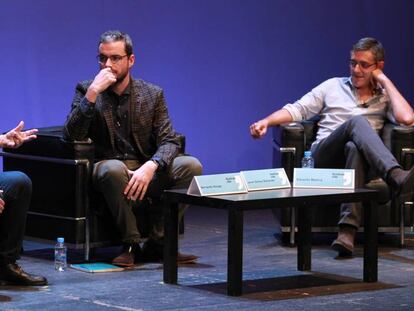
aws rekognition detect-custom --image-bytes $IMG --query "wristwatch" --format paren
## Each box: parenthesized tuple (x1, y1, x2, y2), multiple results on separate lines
(150, 157, 161, 169)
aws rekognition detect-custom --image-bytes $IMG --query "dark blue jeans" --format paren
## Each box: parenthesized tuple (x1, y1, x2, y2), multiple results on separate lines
(0, 171, 32, 265)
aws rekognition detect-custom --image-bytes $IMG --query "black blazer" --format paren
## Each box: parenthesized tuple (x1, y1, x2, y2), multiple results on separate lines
(63, 78, 181, 169)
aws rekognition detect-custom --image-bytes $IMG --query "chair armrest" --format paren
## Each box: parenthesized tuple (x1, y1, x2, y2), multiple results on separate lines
(1, 126, 94, 220)
(273, 122, 305, 180)
(2, 126, 94, 163)
(273, 122, 303, 151)
(382, 123, 414, 169)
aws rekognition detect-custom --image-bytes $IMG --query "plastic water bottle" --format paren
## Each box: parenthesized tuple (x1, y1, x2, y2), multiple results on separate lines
(301, 151, 315, 168)
(54, 237, 67, 271)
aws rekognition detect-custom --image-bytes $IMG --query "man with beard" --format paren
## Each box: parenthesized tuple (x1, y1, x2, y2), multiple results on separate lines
(250, 37, 414, 257)
(64, 30, 202, 267)
(0, 121, 47, 285)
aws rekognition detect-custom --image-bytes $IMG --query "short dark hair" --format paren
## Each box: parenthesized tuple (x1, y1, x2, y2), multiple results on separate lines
(99, 30, 133, 55)
(352, 37, 385, 62)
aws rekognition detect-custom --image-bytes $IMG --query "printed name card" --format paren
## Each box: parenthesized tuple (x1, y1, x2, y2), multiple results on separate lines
(240, 168, 290, 191)
(187, 173, 248, 196)
(293, 168, 355, 189)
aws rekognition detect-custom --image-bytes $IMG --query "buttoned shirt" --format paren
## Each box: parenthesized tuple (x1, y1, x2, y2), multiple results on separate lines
(79, 83, 142, 161)
(283, 77, 394, 147)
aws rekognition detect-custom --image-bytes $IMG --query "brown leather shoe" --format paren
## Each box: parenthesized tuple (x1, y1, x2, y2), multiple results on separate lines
(331, 226, 357, 257)
(0, 263, 47, 286)
(388, 166, 414, 203)
(177, 252, 198, 264)
(142, 240, 198, 263)
(112, 244, 140, 267)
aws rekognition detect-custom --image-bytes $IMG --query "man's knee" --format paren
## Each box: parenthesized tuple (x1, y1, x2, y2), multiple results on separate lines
(8, 171, 32, 196)
(93, 160, 129, 185)
(344, 141, 358, 154)
(0, 171, 32, 201)
(171, 156, 203, 180)
(170, 156, 203, 189)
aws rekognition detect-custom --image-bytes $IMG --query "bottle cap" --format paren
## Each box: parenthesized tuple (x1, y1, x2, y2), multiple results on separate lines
(304, 150, 312, 157)
(57, 237, 64, 243)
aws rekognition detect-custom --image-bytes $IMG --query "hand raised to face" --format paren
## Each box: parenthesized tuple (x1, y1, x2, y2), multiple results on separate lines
(91, 68, 117, 94)
(370, 68, 388, 88)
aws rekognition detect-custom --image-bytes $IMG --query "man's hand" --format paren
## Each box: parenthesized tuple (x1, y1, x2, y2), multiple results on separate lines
(371, 68, 388, 88)
(0, 191, 4, 214)
(85, 68, 117, 103)
(0, 121, 38, 149)
(250, 119, 269, 139)
(124, 161, 158, 201)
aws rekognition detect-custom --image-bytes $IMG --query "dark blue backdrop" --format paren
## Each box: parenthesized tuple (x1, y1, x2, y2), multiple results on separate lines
(1, 0, 414, 174)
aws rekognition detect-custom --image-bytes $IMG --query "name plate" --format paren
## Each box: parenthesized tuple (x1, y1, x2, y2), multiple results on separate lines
(293, 168, 355, 189)
(187, 173, 247, 196)
(240, 168, 290, 191)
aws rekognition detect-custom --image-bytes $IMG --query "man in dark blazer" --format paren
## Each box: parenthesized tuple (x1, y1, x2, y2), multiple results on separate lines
(0, 121, 47, 285)
(64, 30, 202, 267)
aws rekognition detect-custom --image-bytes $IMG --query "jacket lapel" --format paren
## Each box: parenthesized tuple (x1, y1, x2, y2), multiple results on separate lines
(100, 92, 116, 149)
(131, 79, 146, 155)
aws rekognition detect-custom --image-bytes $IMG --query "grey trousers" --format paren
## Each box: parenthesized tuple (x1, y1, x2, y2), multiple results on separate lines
(93, 155, 202, 244)
(311, 115, 400, 228)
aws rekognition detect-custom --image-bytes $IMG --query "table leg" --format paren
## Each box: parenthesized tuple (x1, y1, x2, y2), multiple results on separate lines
(363, 199, 378, 282)
(227, 208, 244, 296)
(163, 200, 178, 284)
(297, 205, 312, 271)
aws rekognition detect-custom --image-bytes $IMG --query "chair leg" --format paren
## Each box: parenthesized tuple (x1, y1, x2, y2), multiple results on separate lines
(290, 207, 296, 246)
(400, 202, 405, 247)
(85, 217, 90, 262)
(400, 201, 414, 247)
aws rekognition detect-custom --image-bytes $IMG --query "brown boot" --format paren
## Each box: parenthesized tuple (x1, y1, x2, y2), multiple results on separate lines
(331, 225, 357, 257)
(112, 244, 140, 267)
(142, 239, 199, 264)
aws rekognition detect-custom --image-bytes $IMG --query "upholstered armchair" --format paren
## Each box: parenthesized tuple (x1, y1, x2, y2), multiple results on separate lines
(1, 126, 186, 261)
(273, 120, 414, 246)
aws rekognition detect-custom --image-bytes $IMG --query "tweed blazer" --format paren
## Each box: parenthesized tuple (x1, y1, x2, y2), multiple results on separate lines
(63, 78, 181, 169)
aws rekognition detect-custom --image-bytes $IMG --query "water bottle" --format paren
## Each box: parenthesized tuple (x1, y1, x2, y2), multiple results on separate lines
(301, 150, 315, 168)
(54, 237, 67, 271)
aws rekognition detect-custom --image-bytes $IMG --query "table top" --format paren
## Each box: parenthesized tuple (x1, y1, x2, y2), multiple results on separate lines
(164, 187, 378, 211)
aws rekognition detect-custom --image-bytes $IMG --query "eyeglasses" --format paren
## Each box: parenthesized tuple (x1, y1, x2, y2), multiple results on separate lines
(349, 59, 377, 70)
(97, 54, 128, 64)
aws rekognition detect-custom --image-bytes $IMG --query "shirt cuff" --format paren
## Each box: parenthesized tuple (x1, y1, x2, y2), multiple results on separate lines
(80, 97, 95, 117)
(150, 156, 164, 171)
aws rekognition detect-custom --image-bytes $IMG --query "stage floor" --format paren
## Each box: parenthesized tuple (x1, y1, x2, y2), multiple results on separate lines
(1, 205, 413, 310)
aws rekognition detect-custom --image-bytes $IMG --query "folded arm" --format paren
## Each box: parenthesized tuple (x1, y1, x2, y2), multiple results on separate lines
(373, 69, 414, 125)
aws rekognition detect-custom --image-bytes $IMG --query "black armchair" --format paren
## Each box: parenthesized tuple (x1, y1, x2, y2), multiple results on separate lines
(273, 120, 414, 246)
(0, 126, 186, 261)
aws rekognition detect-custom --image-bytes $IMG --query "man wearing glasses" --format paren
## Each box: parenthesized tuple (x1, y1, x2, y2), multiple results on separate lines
(64, 30, 202, 267)
(250, 37, 414, 257)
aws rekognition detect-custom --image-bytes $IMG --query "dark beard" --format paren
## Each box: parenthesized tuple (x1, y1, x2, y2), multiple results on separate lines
(115, 72, 128, 85)
(109, 72, 129, 92)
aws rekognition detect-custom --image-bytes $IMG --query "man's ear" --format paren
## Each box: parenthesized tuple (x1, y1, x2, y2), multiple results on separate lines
(377, 60, 384, 70)
(128, 54, 135, 69)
